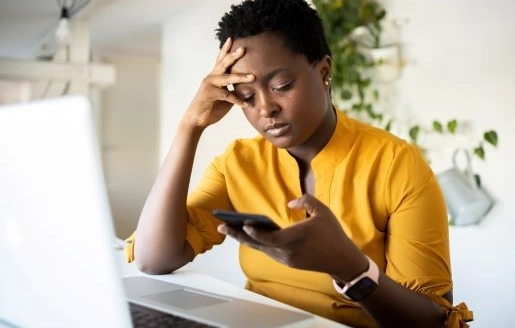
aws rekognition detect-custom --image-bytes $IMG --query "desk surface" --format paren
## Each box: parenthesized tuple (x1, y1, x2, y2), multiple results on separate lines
(118, 251, 351, 328)
(0, 248, 351, 328)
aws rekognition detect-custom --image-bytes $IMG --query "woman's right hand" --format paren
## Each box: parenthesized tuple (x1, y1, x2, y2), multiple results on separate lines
(183, 38, 255, 129)
(135, 40, 255, 273)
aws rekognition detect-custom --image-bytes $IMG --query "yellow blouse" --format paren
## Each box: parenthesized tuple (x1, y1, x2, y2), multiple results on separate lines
(126, 110, 473, 327)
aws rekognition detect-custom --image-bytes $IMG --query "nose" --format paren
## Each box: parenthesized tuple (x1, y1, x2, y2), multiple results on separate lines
(256, 92, 279, 118)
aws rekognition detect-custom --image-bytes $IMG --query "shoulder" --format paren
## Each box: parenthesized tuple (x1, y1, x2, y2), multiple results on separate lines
(226, 135, 272, 156)
(214, 135, 276, 167)
(344, 113, 406, 146)
(335, 112, 433, 189)
(338, 112, 420, 162)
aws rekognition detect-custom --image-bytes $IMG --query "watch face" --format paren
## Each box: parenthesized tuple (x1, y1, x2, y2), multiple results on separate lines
(345, 277, 378, 301)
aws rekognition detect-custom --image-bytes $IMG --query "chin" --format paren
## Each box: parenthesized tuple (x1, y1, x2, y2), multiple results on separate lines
(266, 136, 298, 149)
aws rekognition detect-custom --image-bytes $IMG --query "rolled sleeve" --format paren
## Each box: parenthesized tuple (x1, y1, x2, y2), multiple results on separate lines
(384, 144, 473, 326)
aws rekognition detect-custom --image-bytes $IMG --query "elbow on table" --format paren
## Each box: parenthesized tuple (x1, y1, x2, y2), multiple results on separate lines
(132, 240, 194, 275)
(134, 257, 182, 275)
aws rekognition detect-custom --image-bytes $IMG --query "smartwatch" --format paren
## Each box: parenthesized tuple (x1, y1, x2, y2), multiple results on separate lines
(332, 256, 379, 301)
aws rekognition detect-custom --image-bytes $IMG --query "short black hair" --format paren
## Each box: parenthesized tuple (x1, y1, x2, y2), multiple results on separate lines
(215, 0, 331, 64)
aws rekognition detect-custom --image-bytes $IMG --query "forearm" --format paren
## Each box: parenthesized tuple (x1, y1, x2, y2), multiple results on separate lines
(329, 240, 446, 327)
(134, 119, 204, 274)
(360, 273, 446, 328)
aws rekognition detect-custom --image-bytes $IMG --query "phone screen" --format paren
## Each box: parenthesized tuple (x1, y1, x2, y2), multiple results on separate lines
(212, 210, 280, 231)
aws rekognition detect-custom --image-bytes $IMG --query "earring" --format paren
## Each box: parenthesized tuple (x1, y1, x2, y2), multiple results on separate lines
(324, 77, 332, 87)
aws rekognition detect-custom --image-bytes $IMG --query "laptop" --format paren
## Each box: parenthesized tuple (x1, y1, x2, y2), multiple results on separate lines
(0, 96, 314, 328)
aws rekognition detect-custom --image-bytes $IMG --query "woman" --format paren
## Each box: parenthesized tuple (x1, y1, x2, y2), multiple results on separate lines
(126, 0, 472, 327)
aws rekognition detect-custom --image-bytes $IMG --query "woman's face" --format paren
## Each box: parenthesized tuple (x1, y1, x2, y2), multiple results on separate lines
(229, 32, 334, 154)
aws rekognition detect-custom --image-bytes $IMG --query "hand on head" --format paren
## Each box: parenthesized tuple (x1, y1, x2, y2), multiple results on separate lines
(184, 38, 255, 129)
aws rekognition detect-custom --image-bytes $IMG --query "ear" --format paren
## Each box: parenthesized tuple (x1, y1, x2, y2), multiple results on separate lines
(318, 55, 332, 82)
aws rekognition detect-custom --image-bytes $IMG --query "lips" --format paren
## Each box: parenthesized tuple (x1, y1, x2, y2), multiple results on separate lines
(264, 122, 290, 137)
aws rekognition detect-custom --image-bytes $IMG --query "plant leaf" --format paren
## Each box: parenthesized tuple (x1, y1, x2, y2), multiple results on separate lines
(384, 119, 393, 131)
(341, 89, 353, 100)
(474, 174, 481, 187)
(432, 121, 443, 133)
(409, 125, 420, 143)
(447, 120, 457, 133)
(474, 146, 485, 160)
(372, 89, 379, 101)
(484, 130, 498, 147)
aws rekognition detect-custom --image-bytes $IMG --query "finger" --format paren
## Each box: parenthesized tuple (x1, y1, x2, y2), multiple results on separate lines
(213, 46, 245, 76)
(288, 194, 321, 217)
(215, 37, 232, 66)
(205, 74, 254, 107)
(215, 86, 245, 108)
(217, 223, 229, 235)
(208, 72, 254, 90)
(218, 223, 273, 249)
(217, 224, 258, 244)
(241, 225, 281, 246)
(221, 89, 230, 99)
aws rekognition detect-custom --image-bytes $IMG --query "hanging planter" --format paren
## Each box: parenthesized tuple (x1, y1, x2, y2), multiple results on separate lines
(437, 149, 494, 226)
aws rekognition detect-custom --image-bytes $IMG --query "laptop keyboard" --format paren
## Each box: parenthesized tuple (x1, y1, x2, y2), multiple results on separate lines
(130, 302, 218, 328)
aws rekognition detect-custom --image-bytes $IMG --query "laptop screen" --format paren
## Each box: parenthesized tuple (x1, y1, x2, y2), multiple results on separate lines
(0, 96, 132, 328)
(0, 96, 316, 328)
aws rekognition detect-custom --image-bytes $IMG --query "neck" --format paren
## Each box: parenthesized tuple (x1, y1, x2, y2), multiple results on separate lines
(287, 106, 337, 165)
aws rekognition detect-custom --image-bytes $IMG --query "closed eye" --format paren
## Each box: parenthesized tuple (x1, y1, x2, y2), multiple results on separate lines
(240, 93, 255, 102)
(272, 80, 293, 92)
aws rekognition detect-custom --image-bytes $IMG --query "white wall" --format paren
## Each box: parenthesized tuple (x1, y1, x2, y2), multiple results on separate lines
(100, 53, 161, 239)
(161, 0, 515, 325)
(0, 80, 31, 104)
(384, 1, 515, 326)
(161, 0, 251, 287)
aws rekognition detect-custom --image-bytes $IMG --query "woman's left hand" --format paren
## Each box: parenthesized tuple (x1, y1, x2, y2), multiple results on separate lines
(217, 194, 366, 279)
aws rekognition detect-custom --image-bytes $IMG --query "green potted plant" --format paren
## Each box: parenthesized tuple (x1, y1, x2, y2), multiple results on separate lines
(313, 0, 387, 125)
(409, 119, 498, 186)
(312, 0, 498, 185)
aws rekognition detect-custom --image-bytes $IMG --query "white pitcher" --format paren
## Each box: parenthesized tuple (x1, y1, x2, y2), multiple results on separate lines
(436, 149, 494, 226)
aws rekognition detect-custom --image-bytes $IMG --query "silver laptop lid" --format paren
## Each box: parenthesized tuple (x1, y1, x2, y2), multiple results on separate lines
(0, 96, 132, 328)
(0, 96, 316, 328)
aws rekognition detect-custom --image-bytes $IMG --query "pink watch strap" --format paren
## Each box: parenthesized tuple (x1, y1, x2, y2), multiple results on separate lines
(332, 256, 379, 298)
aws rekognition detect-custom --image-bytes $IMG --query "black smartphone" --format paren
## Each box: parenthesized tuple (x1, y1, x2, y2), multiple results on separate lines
(212, 210, 280, 231)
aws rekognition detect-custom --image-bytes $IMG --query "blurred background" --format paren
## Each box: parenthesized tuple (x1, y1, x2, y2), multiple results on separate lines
(0, 1, 514, 327)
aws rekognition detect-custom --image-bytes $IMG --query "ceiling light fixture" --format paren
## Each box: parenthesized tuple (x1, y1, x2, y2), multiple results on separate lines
(55, 0, 76, 46)
(55, 6, 71, 46)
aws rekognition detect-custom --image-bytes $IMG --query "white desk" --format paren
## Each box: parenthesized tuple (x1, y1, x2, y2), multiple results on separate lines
(118, 250, 351, 328)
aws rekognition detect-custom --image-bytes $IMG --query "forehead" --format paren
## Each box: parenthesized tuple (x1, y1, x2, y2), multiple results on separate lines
(229, 33, 309, 75)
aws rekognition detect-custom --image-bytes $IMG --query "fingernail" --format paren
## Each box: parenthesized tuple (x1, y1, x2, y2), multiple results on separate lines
(217, 224, 227, 234)
(242, 225, 253, 235)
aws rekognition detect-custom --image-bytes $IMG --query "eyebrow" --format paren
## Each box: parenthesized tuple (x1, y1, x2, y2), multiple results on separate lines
(261, 67, 290, 82)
